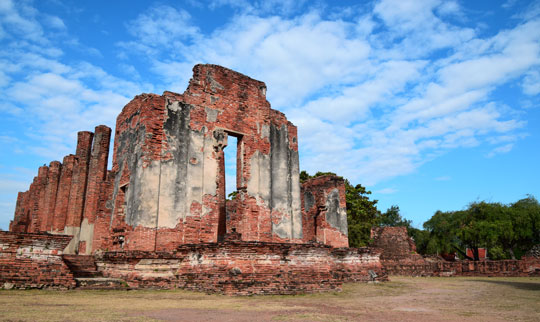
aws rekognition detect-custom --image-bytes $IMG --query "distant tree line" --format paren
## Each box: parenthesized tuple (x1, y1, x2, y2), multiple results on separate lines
(301, 171, 540, 259)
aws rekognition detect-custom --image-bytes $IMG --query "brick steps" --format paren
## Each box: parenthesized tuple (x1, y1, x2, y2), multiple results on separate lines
(74, 277, 129, 290)
(62, 255, 102, 278)
(63, 255, 129, 289)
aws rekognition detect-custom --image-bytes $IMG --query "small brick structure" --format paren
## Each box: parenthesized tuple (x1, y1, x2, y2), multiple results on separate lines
(370, 226, 540, 277)
(0, 231, 75, 289)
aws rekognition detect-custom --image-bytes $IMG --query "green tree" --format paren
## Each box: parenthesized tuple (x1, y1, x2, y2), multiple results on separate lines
(423, 210, 461, 256)
(422, 197, 540, 260)
(505, 196, 540, 258)
(345, 180, 380, 247)
(376, 205, 412, 228)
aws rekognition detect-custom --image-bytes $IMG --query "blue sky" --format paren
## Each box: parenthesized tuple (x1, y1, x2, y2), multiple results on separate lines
(1, 0, 539, 230)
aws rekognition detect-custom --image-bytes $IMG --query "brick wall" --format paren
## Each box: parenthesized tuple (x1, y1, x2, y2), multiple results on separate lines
(95, 241, 386, 295)
(0, 232, 75, 289)
(301, 175, 349, 247)
(370, 226, 540, 277)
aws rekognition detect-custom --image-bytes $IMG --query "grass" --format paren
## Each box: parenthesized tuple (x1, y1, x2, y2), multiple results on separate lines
(0, 277, 539, 321)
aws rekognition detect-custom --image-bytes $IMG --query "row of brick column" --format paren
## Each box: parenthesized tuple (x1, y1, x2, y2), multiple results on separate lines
(10, 126, 111, 254)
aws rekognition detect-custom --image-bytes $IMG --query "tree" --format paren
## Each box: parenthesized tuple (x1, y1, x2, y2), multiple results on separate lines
(423, 210, 461, 256)
(376, 205, 412, 228)
(505, 196, 540, 259)
(421, 197, 540, 260)
(345, 180, 380, 247)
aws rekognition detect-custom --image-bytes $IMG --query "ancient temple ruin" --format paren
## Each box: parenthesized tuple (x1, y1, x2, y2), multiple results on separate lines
(10, 64, 349, 254)
(3, 65, 376, 294)
(3, 65, 538, 293)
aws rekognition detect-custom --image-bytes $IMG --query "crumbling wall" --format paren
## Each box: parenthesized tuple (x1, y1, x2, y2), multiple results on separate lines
(95, 241, 385, 295)
(10, 64, 344, 253)
(301, 175, 349, 247)
(0, 231, 75, 289)
(106, 64, 303, 251)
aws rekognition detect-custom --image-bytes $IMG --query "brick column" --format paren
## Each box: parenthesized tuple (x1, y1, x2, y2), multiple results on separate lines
(79, 125, 111, 254)
(213, 130, 228, 241)
(64, 131, 93, 254)
(28, 166, 49, 233)
(41, 161, 62, 232)
(51, 155, 76, 233)
(10, 191, 29, 232)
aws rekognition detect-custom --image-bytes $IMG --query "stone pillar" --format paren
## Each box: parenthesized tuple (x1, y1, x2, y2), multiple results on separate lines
(42, 161, 62, 232)
(213, 130, 228, 241)
(51, 155, 76, 233)
(79, 125, 111, 254)
(64, 131, 94, 253)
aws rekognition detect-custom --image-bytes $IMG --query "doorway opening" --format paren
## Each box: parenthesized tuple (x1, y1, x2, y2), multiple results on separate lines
(218, 132, 241, 241)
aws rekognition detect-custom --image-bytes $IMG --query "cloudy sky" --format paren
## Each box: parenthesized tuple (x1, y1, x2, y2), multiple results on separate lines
(1, 0, 539, 230)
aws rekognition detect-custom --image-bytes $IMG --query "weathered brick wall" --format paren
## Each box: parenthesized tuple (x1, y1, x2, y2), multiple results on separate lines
(371, 226, 540, 277)
(301, 175, 349, 247)
(95, 241, 386, 295)
(0, 232, 75, 289)
(381, 259, 540, 277)
(105, 64, 304, 251)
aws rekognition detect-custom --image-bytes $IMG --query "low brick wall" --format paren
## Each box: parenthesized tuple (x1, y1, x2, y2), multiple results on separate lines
(0, 232, 76, 289)
(382, 257, 540, 277)
(96, 241, 387, 295)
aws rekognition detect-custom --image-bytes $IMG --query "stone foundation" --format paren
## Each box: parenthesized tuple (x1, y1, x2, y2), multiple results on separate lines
(95, 241, 386, 295)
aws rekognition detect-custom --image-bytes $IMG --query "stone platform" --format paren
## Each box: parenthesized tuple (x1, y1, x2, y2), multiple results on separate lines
(95, 240, 387, 295)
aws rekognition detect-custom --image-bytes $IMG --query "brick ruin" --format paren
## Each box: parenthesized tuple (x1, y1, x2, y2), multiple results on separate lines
(3, 65, 382, 293)
(371, 227, 540, 277)
(6, 65, 536, 293)
(9, 64, 349, 254)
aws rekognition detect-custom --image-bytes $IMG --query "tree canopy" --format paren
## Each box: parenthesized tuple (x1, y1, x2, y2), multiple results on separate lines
(300, 171, 539, 259)
(422, 196, 540, 260)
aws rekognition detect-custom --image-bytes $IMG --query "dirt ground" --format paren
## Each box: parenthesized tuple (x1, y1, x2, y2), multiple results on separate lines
(1, 276, 539, 321)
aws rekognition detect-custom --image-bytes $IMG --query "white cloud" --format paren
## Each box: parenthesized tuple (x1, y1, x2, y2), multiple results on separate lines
(0, 0, 46, 43)
(123, 5, 199, 51)
(0, 3, 151, 161)
(43, 14, 65, 30)
(2, 0, 539, 200)
(375, 187, 397, 194)
(113, 3, 536, 186)
(372, 0, 475, 58)
(522, 69, 540, 95)
(487, 143, 514, 158)
(209, 0, 309, 16)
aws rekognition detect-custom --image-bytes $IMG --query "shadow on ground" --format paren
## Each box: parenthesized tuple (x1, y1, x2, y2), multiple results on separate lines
(470, 279, 540, 291)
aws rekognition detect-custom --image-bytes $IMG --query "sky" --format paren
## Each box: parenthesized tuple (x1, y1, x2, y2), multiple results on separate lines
(1, 0, 539, 230)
